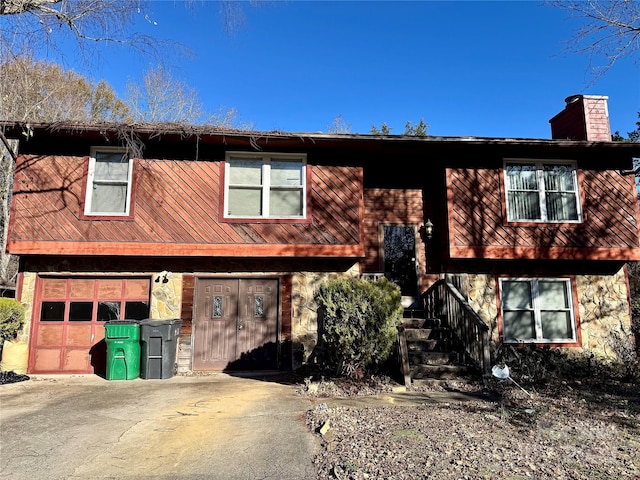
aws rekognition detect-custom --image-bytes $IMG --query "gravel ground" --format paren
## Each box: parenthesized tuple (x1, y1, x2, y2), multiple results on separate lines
(303, 378, 640, 480)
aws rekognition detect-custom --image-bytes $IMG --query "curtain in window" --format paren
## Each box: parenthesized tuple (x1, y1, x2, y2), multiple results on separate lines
(506, 164, 540, 220)
(543, 165, 578, 221)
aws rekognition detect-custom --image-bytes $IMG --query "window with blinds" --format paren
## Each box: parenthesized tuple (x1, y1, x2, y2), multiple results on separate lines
(504, 160, 581, 223)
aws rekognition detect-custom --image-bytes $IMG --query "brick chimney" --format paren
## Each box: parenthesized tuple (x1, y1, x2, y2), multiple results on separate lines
(549, 94, 611, 141)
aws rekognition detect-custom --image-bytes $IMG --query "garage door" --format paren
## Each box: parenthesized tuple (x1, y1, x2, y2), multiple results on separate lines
(29, 277, 151, 374)
(193, 278, 278, 371)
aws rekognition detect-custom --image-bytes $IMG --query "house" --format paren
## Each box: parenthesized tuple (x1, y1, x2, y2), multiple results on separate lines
(2, 94, 639, 378)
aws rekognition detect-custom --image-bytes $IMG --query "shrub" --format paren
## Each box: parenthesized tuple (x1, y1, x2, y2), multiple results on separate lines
(315, 276, 403, 378)
(0, 298, 25, 343)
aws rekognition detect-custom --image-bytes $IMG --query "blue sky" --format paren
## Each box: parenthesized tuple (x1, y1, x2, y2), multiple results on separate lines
(58, 1, 639, 139)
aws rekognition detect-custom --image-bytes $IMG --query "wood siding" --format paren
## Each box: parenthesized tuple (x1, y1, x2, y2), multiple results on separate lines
(447, 168, 640, 260)
(9, 155, 363, 257)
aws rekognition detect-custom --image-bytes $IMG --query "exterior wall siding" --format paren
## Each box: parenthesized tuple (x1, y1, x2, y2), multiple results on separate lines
(9, 156, 363, 256)
(447, 167, 640, 260)
(450, 268, 633, 363)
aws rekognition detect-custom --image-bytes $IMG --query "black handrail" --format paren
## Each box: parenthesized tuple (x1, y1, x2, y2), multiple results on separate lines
(421, 279, 491, 374)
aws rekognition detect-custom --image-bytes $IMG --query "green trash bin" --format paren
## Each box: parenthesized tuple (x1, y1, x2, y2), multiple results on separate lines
(104, 321, 141, 380)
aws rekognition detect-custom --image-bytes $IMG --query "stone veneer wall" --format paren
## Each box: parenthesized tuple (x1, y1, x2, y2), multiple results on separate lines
(150, 273, 183, 321)
(575, 269, 633, 362)
(448, 268, 634, 363)
(290, 264, 360, 369)
(16, 272, 36, 343)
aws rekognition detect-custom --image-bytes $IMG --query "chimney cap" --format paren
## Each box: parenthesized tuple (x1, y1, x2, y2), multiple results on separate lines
(565, 95, 582, 105)
(564, 94, 609, 106)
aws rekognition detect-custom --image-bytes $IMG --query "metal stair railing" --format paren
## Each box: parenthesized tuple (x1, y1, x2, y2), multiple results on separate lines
(421, 279, 491, 375)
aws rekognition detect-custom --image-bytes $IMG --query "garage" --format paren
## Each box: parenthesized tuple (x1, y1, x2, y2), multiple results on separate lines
(28, 277, 151, 374)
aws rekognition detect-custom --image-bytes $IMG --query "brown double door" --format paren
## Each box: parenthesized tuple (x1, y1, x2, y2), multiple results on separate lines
(193, 278, 278, 371)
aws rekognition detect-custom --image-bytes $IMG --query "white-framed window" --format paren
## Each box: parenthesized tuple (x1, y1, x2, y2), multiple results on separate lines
(499, 278, 577, 343)
(504, 160, 581, 222)
(84, 147, 134, 216)
(224, 152, 306, 219)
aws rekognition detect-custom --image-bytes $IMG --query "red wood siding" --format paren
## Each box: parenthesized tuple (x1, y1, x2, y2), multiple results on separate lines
(447, 168, 640, 260)
(180, 274, 195, 333)
(9, 155, 363, 257)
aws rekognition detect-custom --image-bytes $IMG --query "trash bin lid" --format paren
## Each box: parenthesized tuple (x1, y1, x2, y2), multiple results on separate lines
(139, 319, 182, 326)
(105, 320, 140, 325)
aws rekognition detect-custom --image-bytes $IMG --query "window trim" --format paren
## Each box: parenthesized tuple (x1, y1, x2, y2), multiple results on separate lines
(81, 146, 135, 219)
(503, 159, 583, 224)
(498, 277, 580, 345)
(222, 152, 309, 221)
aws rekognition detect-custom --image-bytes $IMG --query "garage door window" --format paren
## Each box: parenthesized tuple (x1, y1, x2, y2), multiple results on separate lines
(41, 302, 65, 321)
(40, 300, 149, 322)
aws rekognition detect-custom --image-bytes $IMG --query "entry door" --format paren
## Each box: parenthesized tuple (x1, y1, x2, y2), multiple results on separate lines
(193, 278, 278, 371)
(383, 225, 418, 304)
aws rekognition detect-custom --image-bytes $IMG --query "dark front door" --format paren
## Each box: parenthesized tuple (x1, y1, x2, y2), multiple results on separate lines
(383, 225, 419, 303)
(193, 278, 278, 371)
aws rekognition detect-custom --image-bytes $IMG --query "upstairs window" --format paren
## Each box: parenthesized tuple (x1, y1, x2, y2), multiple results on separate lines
(224, 153, 306, 219)
(504, 160, 581, 222)
(499, 278, 577, 344)
(84, 147, 133, 216)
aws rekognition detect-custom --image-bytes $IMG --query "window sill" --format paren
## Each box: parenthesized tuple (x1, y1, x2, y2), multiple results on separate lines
(502, 340, 581, 348)
(78, 213, 136, 221)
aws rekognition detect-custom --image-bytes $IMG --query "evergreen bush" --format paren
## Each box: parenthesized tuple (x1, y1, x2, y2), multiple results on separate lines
(315, 276, 403, 378)
(0, 298, 25, 343)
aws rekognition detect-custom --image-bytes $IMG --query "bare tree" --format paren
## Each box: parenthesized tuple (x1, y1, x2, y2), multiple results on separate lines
(0, 56, 130, 122)
(125, 65, 204, 124)
(0, 0, 165, 63)
(0, 136, 18, 295)
(1, 1, 263, 64)
(327, 115, 352, 134)
(546, 0, 640, 79)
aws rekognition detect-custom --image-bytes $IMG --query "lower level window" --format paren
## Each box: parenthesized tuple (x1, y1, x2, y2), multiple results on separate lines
(499, 278, 577, 343)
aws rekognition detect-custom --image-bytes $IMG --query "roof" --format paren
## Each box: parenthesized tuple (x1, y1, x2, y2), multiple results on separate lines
(2, 120, 640, 149)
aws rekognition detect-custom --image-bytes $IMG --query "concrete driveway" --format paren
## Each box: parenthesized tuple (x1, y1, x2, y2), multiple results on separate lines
(0, 373, 319, 480)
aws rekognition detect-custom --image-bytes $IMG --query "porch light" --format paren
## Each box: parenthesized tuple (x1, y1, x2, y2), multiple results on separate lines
(155, 270, 172, 283)
(420, 219, 434, 241)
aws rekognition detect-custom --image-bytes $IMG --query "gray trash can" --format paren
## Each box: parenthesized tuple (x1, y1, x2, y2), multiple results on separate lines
(139, 319, 182, 379)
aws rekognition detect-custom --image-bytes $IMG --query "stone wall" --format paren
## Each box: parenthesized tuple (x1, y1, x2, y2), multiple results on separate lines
(16, 272, 36, 343)
(576, 269, 634, 363)
(150, 273, 183, 321)
(448, 268, 634, 363)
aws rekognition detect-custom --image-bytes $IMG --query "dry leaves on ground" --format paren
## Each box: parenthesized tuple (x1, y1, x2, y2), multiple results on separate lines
(305, 378, 640, 480)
